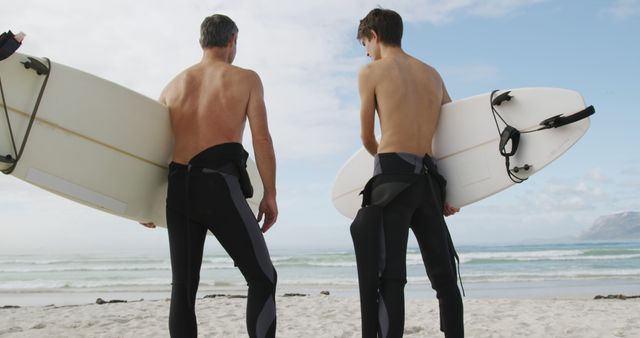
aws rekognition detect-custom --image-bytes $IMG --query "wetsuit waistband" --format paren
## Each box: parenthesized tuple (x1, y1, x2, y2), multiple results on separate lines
(169, 142, 249, 174)
(373, 152, 438, 176)
(168, 142, 254, 198)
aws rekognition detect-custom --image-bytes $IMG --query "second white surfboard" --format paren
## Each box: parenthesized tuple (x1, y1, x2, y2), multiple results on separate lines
(332, 87, 592, 219)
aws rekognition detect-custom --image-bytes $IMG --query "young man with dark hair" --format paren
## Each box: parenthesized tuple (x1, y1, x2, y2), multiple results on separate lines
(350, 8, 464, 338)
(146, 14, 278, 338)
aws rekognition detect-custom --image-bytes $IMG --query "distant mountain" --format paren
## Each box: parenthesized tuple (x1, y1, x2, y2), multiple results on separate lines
(580, 211, 640, 241)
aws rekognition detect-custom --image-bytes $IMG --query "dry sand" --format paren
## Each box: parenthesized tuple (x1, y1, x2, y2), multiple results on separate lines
(1, 294, 639, 337)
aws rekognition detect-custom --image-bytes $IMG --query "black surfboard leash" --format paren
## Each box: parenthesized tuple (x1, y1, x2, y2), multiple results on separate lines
(489, 89, 595, 184)
(1, 56, 51, 175)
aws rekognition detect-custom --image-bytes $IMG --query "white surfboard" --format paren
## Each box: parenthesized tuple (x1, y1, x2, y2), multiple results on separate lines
(332, 87, 592, 219)
(0, 52, 263, 228)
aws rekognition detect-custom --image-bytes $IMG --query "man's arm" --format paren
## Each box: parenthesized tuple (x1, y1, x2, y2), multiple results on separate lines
(440, 77, 460, 216)
(442, 80, 452, 105)
(158, 80, 172, 106)
(358, 66, 378, 156)
(138, 85, 169, 229)
(138, 84, 172, 229)
(158, 91, 167, 106)
(246, 71, 278, 232)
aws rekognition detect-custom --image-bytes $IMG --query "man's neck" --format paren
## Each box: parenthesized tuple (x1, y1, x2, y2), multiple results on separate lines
(202, 48, 231, 64)
(379, 44, 405, 59)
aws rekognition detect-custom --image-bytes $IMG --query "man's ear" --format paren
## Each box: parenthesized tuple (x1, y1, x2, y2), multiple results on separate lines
(369, 29, 378, 42)
(228, 33, 238, 47)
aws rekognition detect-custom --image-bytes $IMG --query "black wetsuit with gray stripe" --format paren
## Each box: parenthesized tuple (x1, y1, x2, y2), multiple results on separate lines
(350, 152, 463, 338)
(166, 142, 276, 338)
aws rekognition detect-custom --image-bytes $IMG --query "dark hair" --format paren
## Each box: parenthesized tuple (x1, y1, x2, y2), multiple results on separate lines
(357, 8, 403, 47)
(200, 14, 238, 48)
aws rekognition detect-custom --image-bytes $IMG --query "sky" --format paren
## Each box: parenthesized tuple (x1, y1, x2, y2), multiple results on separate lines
(0, 0, 639, 255)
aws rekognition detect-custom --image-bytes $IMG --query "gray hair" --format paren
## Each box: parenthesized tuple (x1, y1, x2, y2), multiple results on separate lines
(200, 14, 238, 48)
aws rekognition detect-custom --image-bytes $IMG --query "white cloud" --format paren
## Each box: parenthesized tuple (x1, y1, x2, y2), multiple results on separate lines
(0, 175, 168, 255)
(468, 0, 549, 18)
(604, 0, 640, 19)
(612, 164, 640, 211)
(589, 167, 610, 182)
(3, 0, 549, 162)
(448, 159, 640, 244)
(0, 175, 59, 208)
(1, 0, 563, 252)
(518, 177, 606, 212)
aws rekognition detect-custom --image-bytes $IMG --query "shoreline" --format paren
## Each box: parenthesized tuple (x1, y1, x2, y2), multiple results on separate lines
(2, 278, 639, 308)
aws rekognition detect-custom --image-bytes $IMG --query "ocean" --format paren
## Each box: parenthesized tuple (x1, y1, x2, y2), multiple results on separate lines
(1, 241, 639, 306)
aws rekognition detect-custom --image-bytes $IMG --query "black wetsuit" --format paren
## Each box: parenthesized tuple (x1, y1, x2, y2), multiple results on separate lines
(166, 143, 277, 338)
(350, 152, 463, 338)
(0, 31, 21, 61)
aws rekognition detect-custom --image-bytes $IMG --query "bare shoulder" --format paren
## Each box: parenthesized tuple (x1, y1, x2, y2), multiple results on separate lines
(229, 65, 262, 88)
(429, 64, 445, 82)
(412, 58, 450, 102)
(412, 57, 441, 77)
(159, 67, 191, 103)
(228, 65, 262, 92)
(358, 62, 379, 82)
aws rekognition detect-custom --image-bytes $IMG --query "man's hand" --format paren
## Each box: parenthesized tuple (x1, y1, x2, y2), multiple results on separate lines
(443, 203, 460, 217)
(14, 32, 26, 43)
(257, 195, 278, 233)
(139, 222, 156, 229)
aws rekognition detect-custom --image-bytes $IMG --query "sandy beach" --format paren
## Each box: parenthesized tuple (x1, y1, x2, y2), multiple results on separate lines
(2, 293, 639, 337)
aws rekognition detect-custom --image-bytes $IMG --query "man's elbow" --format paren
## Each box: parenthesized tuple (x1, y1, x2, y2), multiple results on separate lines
(361, 136, 377, 154)
(253, 134, 273, 147)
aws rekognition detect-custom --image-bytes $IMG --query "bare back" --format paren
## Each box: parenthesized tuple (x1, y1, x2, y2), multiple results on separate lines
(161, 61, 256, 164)
(361, 53, 450, 156)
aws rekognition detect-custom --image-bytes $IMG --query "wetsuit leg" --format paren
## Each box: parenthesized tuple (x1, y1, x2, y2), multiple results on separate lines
(378, 194, 414, 338)
(350, 205, 384, 338)
(353, 152, 461, 337)
(199, 172, 277, 338)
(410, 183, 463, 338)
(351, 181, 415, 338)
(166, 207, 209, 338)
